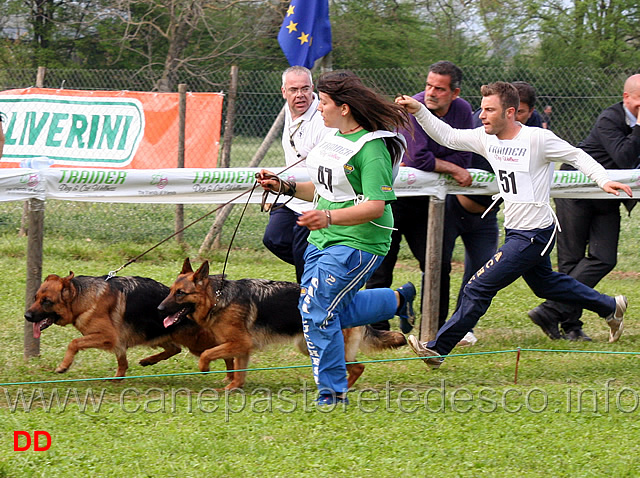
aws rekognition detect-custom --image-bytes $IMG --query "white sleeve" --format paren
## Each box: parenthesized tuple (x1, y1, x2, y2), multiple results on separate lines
(413, 104, 486, 156)
(542, 130, 610, 189)
(572, 150, 611, 189)
(297, 114, 335, 160)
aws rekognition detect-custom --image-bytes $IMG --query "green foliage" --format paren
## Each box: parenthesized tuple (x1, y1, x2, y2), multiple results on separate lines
(533, 0, 640, 68)
(330, 0, 491, 69)
(331, 0, 431, 68)
(70, 20, 127, 69)
(0, 39, 33, 69)
(2, 0, 639, 73)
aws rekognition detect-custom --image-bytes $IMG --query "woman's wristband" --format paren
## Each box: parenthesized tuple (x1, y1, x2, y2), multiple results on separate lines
(323, 209, 332, 227)
(282, 180, 297, 197)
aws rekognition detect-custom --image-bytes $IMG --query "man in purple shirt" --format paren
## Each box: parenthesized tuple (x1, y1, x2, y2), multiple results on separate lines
(366, 61, 476, 334)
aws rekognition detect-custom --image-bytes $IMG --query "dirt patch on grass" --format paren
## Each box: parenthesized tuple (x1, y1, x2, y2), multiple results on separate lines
(610, 270, 640, 279)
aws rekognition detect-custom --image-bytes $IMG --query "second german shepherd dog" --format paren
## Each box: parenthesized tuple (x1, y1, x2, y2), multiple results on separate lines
(158, 258, 407, 390)
(24, 273, 234, 379)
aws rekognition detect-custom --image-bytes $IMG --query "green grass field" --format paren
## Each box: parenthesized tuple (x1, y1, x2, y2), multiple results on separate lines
(1, 200, 640, 477)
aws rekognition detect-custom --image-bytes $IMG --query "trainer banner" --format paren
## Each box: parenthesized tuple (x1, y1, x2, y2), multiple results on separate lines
(0, 167, 637, 204)
(0, 88, 223, 169)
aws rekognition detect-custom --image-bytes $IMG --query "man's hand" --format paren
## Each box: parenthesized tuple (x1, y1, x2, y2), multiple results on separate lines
(434, 159, 472, 187)
(603, 180, 633, 197)
(450, 167, 472, 187)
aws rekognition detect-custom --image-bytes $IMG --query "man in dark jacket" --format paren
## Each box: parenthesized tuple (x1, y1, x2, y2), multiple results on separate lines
(512, 81, 544, 127)
(529, 74, 640, 341)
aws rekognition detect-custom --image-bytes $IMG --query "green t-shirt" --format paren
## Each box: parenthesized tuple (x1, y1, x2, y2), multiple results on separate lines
(308, 129, 397, 256)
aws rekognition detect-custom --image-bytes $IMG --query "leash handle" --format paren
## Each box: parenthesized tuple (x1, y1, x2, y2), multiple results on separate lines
(255, 171, 297, 212)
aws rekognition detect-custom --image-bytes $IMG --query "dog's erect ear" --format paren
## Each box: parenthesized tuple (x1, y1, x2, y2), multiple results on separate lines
(194, 260, 209, 284)
(60, 274, 76, 302)
(181, 257, 193, 274)
(65, 271, 75, 280)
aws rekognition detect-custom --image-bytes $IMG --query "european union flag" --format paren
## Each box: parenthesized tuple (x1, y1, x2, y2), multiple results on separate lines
(277, 0, 332, 69)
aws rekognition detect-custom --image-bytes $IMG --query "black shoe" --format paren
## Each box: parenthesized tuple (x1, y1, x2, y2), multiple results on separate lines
(395, 282, 416, 334)
(317, 394, 349, 407)
(565, 328, 592, 342)
(370, 320, 391, 331)
(528, 307, 564, 340)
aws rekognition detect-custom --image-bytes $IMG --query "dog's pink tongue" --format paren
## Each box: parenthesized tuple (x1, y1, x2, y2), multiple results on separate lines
(163, 314, 179, 328)
(33, 322, 42, 339)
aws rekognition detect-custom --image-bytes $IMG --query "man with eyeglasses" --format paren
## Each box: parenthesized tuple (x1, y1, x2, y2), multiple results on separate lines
(262, 66, 335, 282)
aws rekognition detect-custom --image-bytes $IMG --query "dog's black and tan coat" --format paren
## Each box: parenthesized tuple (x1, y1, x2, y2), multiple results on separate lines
(24, 273, 227, 378)
(159, 258, 407, 390)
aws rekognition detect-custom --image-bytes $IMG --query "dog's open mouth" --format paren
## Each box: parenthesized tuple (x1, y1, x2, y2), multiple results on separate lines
(32, 318, 54, 339)
(162, 307, 193, 328)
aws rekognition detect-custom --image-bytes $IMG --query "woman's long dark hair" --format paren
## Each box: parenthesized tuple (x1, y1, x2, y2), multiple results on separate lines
(316, 70, 410, 166)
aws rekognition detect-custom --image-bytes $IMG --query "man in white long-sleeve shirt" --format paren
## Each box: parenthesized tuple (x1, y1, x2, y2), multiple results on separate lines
(398, 81, 633, 369)
(262, 66, 335, 283)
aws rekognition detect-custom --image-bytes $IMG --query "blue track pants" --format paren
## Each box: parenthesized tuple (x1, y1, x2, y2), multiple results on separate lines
(300, 244, 398, 396)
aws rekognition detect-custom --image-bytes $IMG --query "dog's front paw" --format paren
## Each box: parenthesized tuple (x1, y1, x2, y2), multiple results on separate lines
(55, 365, 69, 373)
(224, 382, 243, 391)
(139, 358, 155, 366)
(198, 358, 210, 373)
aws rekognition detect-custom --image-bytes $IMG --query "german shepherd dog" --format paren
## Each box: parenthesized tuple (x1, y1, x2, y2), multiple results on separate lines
(24, 272, 235, 379)
(158, 258, 407, 390)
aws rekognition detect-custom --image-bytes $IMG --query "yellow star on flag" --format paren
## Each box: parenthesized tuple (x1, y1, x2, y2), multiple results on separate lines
(286, 20, 298, 33)
(277, 0, 332, 69)
(297, 32, 309, 45)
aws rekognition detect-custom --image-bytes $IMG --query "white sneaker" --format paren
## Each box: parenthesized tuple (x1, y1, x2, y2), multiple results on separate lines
(407, 335, 444, 369)
(606, 295, 627, 343)
(457, 331, 478, 347)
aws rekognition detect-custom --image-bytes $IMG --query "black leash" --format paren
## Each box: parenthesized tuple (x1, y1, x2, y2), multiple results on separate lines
(106, 183, 259, 280)
(220, 184, 257, 280)
(106, 159, 306, 280)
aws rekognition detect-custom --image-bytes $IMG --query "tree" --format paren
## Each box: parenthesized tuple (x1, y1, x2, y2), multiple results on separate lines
(329, 0, 490, 69)
(106, 0, 281, 91)
(530, 0, 640, 68)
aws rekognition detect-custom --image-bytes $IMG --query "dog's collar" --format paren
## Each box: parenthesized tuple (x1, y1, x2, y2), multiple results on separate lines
(212, 287, 222, 308)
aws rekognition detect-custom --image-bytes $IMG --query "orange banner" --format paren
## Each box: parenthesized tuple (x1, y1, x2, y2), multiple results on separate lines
(0, 88, 223, 169)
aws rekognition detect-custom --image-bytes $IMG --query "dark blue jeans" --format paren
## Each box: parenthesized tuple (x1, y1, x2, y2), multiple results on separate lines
(262, 206, 309, 283)
(428, 225, 616, 356)
(440, 195, 500, 327)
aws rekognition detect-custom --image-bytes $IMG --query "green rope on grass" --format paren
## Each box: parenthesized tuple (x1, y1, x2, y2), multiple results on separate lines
(1, 347, 638, 387)
(518, 348, 640, 355)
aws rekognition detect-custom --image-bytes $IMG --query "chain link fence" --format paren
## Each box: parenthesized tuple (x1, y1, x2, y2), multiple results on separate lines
(0, 65, 637, 255)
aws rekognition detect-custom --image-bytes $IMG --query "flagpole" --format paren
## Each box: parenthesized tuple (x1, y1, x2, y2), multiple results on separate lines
(312, 52, 333, 77)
